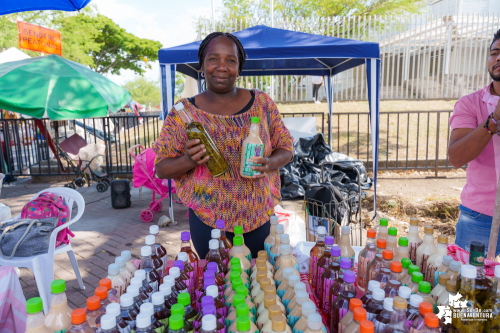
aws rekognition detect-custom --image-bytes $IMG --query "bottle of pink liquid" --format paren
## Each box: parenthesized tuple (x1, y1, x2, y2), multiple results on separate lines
(176, 231, 200, 289)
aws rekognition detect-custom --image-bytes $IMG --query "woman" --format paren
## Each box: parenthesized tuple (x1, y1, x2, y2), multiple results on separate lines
(153, 32, 294, 259)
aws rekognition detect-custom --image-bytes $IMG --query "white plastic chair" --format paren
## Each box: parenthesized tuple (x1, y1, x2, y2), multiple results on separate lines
(0, 187, 85, 313)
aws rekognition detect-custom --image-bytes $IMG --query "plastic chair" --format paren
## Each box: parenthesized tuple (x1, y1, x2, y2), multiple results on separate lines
(0, 187, 85, 313)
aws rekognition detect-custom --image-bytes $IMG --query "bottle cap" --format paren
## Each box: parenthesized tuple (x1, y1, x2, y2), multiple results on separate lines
(71, 308, 87, 325)
(360, 320, 374, 333)
(136, 312, 152, 329)
(390, 261, 402, 273)
(255, 263, 266, 273)
(174, 260, 184, 270)
(257, 271, 268, 283)
(231, 257, 241, 266)
(159, 283, 171, 297)
(343, 270, 355, 283)
(100, 314, 117, 330)
(202, 314, 217, 331)
(398, 237, 408, 247)
(178, 292, 191, 306)
(258, 251, 268, 259)
(268, 304, 282, 319)
(307, 313, 323, 330)
(95, 286, 108, 300)
(372, 288, 385, 301)
(409, 294, 423, 308)
(388, 227, 397, 236)
(145, 235, 155, 246)
(438, 235, 448, 244)
(170, 267, 181, 279)
(152, 292, 164, 306)
(163, 275, 175, 288)
(237, 315, 251, 331)
(383, 298, 393, 312)
(260, 277, 272, 289)
(264, 294, 276, 308)
(376, 239, 386, 249)
(270, 216, 279, 225)
(424, 312, 439, 328)
(86, 295, 101, 311)
(233, 236, 243, 246)
(236, 285, 249, 297)
(174, 102, 185, 111)
(234, 226, 244, 235)
(135, 269, 146, 280)
(99, 278, 112, 291)
(424, 226, 434, 234)
(280, 233, 290, 244)
(410, 218, 419, 226)
(26, 297, 43, 314)
(367, 229, 376, 238)
(276, 224, 284, 234)
(127, 285, 139, 297)
(379, 218, 388, 226)
(250, 116, 261, 124)
(450, 260, 461, 271)
(209, 239, 219, 250)
(171, 303, 185, 316)
(401, 258, 411, 269)
(204, 305, 216, 316)
(232, 278, 244, 290)
(392, 296, 407, 310)
(398, 286, 411, 300)
(470, 241, 485, 253)
(382, 249, 393, 260)
(280, 244, 291, 255)
(408, 265, 419, 275)
(294, 282, 306, 293)
(206, 285, 219, 298)
(120, 293, 134, 307)
(411, 272, 423, 283)
(367, 280, 380, 292)
(232, 294, 246, 307)
(264, 285, 276, 296)
(325, 235, 334, 245)
(106, 303, 121, 317)
(207, 262, 219, 273)
(349, 298, 363, 311)
(418, 281, 431, 294)
(211, 229, 221, 239)
(419, 302, 433, 315)
(341, 226, 350, 234)
(331, 246, 341, 257)
(288, 274, 300, 286)
(461, 264, 477, 279)
(177, 252, 188, 263)
(215, 220, 226, 229)
(169, 314, 184, 330)
(256, 256, 266, 265)
(438, 274, 450, 286)
(121, 250, 132, 260)
(141, 245, 152, 257)
(140, 302, 154, 316)
(108, 263, 120, 276)
(272, 314, 287, 331)
(496, 265, 500, 278)
(51, 279, 66, 294)
(353, 307, 367, 321)
(301, 301, 316, 317)
(181, 231, 191, 241)
(283, 267, 294, 280)
(443, 255, 453, 265)
(446, 279, 457, 293)
(236, 303, 250, 317)
(340, 257, 352, 269)
(296, 291, 309, 304)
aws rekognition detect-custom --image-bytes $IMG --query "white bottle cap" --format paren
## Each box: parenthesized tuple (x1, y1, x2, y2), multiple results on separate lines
(140, 302, 154, 316)
(121, 250, 132, 261)
(127, 285, 139, 297)
(160, 283, 171, 296)
(206, 285, 219, 298)
(135, 269, 146, 280)
(150, 225, 159, 235)
(316, 226, 326, 235)
(496, 265, 500, 279)
(283, 267, 294, 280)
(115, 256, 126, 268)
(443, 255, 453, 265)
(398, 286, 411, 300)
(141, 245, 152, 257)
(301, 301, 316, 317)
(368, 280, 381, 292)
(280, 244, 290, 255)
(341, 226, 350, 234)
(280, 234, 290, 244)
(108, 263, 120, 275)
(209, 239, 219, 250)
(106, 303, 121, 317)
(169, 267, 180, 279)
(270, 216, 279, 225)
(174, 103, 185, 111)
(409, 294, 423, 308)
(383, 298, 394, 311)
(202, 314, 217, 331)
(163, 275, 175, 287)
(450, 260, 461, 271)
(294, 282, 306, 293)
(152, 292, 165, 306)
(372, 288, 385, 301)
(145, 235, 155, 246)
(136, 313, 151, 329)
(275, 224, 284, 234)
(288, 275, 300, 286)
(177, 252, 188, 263)
(100, 314, 117, 330)
(307, 313, 323, 330)
(120, 293, 134, 307)
(461, 264, 477, 279)
(211, 229, 221, 239)
(296, 291, 309, 304)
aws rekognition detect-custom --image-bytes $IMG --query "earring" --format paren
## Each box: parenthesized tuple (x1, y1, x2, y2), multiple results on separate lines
(200, 72, 205, 78)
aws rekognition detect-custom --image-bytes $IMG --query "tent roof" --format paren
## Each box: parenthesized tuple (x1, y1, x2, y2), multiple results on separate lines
(0, 0, 92, 15)
(158, 25, 380, 79)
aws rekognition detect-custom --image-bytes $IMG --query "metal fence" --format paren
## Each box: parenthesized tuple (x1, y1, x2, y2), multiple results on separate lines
(198, 13, 499, 102)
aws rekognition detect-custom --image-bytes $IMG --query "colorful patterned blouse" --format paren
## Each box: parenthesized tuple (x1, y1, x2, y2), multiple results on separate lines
(152, 90, 294, 232)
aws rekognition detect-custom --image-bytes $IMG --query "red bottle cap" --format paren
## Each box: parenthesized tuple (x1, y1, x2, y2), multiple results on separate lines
(376, 239, 386, 249)
(390, 261, 402, 273)
(71, 308, 87, 324)
(382, 249, 393, 260)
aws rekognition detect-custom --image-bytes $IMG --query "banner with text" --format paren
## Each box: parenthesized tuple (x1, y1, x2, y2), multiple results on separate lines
(17, 21, 62, 56)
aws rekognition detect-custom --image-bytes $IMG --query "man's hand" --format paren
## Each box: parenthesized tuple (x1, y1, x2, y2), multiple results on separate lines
(491, 101, 500, 133)
(185, 139, 209, 166)
(249, 156, 270, 180)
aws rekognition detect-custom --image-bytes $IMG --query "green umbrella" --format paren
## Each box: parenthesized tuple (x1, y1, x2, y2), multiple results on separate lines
(0, 54, 131, 120)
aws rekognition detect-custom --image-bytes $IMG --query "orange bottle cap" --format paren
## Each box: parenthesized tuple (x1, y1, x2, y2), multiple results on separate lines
(86, 296, 101, 311)
(95, 286, 108, 300)
(359, 320, 374, 333)
(71, 308, 87, 324)
(353, 307, 367, 322)
(419, 302, 433, 315)
(382, 249, 393, 260)
(367, 229, 376, 238)
(390, 261, 402, 273)
(349, 298, 363, 311)
(424, 312, 439, 328)
(99, 278, 112, 290)
(377, 239, 386, 249)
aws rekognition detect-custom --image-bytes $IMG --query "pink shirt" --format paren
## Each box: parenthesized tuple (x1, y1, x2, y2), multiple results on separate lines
(449, 83, 499, 217)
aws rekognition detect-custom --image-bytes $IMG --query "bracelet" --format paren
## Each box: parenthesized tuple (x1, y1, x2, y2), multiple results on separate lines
(492, 115, 498, 125)
(484, 114, 496, 135)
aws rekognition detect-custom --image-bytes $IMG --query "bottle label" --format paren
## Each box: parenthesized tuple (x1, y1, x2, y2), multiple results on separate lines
(154, 326, 165, 333)
(322, 278, 335, 313)
(339, 322, 347, 333)
(366, 312, 377, 322)
(316, 266, 326, 295)
(406, 320, 413, 330)
(287, 314, 301, 328)
(310, 255, 319, 288)
(115, 284, 126, 298)
(55, 330, 67, 333)
(242, 143, 264, 176)
(118, 325, 131, 333)
(470, 249, 485, 267)
(277, 288, 286, 299)
(282, 297, 291, 308)
(358, 256, 371, 289)
(419, 254, 430, 281)
(275, 279, 282, 288)
(125, 319, 136, 330)
(409, 241, 422, 265)
(434, 271, 442, 288)
(270, 251, 279, 266)
(264, 242, 273, 258)
(373, 319, 388, 333)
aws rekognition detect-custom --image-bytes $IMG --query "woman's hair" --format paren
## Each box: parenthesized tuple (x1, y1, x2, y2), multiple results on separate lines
(198, 32, 247, 75)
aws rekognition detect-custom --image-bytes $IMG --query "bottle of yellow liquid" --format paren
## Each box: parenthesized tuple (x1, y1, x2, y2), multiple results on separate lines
(240, 117, 264, 178)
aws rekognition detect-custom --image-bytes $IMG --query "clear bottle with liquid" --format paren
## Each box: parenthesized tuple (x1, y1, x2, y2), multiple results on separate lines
(399, 259, 411, 285)
(405, 294, 423, 330)
(366, 254, 383, 283)
(265, 216, 280, 256)
(171, 303, 194, 333)
(171, 267, 189, 295)
(206, 239, 229, 277)
(86, 296, 104, 329)
(149, 225, 168, 279)
(468, 241, 493, 308)
(401, 265, 419, 288)
(329, 258, 352, 306)
(417, 281, 434, 306)
(373, 250, 394, 289)
(161, 283, 177, 310)
(377, 218, 389, 241)
(199, 314, 220, 333)
(407, 272, 423, 295)
(453, 265, 482, 332)
(416, 226, 436, 280)
(395, 237, 409, 262)
(178, 252, 196, 298)
(380, 296, 408, 333)
(169, 314, 188, 333)
(360, 281, 381, 307)
(482, 265, 500, 333)
(310, 226, 327, 289)
(207, 284, 228, 319)
(140, 302, 166, 332)
(407, 218, 423, 266)
(240, 116, 265, 178)
(67, 308, 94, 333)
(424, 234, 448, 287)
(178, 292, 198, 323)
(140, 245, 162, 293)
(152, 292, 171, 327)
(372, 298, 393, 333)
(329, 271, 356, 333)
(398, 286, 411, 305)
(343, 307, 367, 333)
(105, 303, 124, 332)
(119, 293, 139, 332)
(216, 220, 233, 254)
(131, 274, 153, 303)
(209, 229, 230, 267)
(365, 288, 385, 322)
(44, 279, 73, 332)
(376, 239, 387, 254)
(339, 226, 355, 266)
(26, 297, 52, 333)
(100, 278, 120, 304)
(107, 263, 127, 297)
(122, 250, 138, 275)
(433, 255, 451, 287)
(135, 312, 155, 333)
(206, 262, 227, 290)
(357, 230, 377, 291)
(359, 321, 375, 333)
(417, 313, 440, 333)
(177, 232, 200, 290)
(383, 261, 403, 298)
(386, 227, 398, 255)
(232, 226, 252, 263)
(338, 298, 363, 333)
(409, 302, 433, 333)
(319, 243, 340, 312)
(128, 285, 145, 311)
(270, 224, 285, 266)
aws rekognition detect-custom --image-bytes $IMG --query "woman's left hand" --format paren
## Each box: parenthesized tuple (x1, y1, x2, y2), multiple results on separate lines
(250, 157, 270, 179)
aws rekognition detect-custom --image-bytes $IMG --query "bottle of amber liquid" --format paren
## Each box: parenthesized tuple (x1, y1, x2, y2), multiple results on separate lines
(328, 271, 356, 333)
(310, 226, 327, 289)
(357, 230, 377, 291)
(206, 239, 228, 278)
(177, 232, 200, 290)
(216, 220, 232, 254)
(467, 241, 493, 308)
(319, 258, 340, 314)
(209, 229, 230, 267)
(453, 265, 482, 332)
(316, 235, 335, 297)
(339, 226, 355, 266)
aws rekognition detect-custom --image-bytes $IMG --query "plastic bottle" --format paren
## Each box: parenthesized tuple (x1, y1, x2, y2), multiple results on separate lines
(377, 218, 389, 241)
(226, 277, 244, 307)
(170, 303, 194, 333)
(481, 265, 500, 333)
(178, 292, 198, 323)
(399, 259, 411, 285)
(67, 309, 94, 333)
(234, 286, 257, 317)
(303, 313, 323, 333)
(277, 267, 294, 299)
(119, 293, 139, 332)
(407, 218, 423, 266)
(270, 224, 285, 266)
(254, 277, 273, 308)
(45, 279, 73, 332)
(144, 235, 165, 284)
(415, 226, 436, 280)
(275, 244, 300, 286)
(383, 261, 402, 297)
(216, 220, 232, 254)
(265, 216, 280, 256)
(309, 225, 327, 288)
(100, 313, 119, 333)
(96, 286, 112, 310)
(329, 271, 356, 333)
(105, 303, 123, 331)
(408, 302, 433, 333)
(136, 269, 155, 300)
(406, 295, 423, 330)
(206, 284, 228, 318)
(433, 255, 451, 287)
(417, 282, 433, 306)
(282, 275, 300, 309)
(128, 285, 144, 311)
(171, 267, 189, 295)
(380, 296, 407, 333)
(320, 247, 341, 313)
(177, 231, 200, 289)
(140, 302, 166, 332)
(343, 307, 367, 333)
(288, 291, 310, 328)
(366, 254, 383, 283)
(386, 227, 398, 255)
(365, 288, 385, 322)
(446, 260, 460, 285)
(86, 296, 104, 329)
(135, 312, 155, 333)
(395, 237, 409, 262)
(130, 276, 151, 305)
(437, 279, 455, 307)
(373, 250, 394, 289)
(430, 274, 450, 304)
(140, 245, 162, 293)
(107, 263, 127, 297)
(229, 303, 259, 333)
(240, 116, 264, 178)
(174, 260, 192, 296)
(121, 250, 138, 275)
(230, 236, 251, 276)
(150, 225, 168, 278)
(152, 291, 170, 327)
(254, 251, 275, 274)
(424, 235, 448, 287)
(26, 297, 52, 333)
(251, 262, 271, 288)
(100, 278, 120, 304)
(316, 235, 335, 296)
(177, 252, 196, 298)
(407, 272, 423, 295)
(206, 262, 226, 291)
(398, 286, 411, 304)
(169, 314, 187, 333)
(270, 314, 292, 333)
(160, 283, 177, 310)
(286, 283, 306, 316)
(116, 256, 133, 287)
(357, 230, 377, 291)
(329, 258, 353, 305)
(209, 229, 230, 267)
(226, 296, 255, 328)
(376, 239, 387, 254)
(292, 301, 316, 333)
(199, 314, 219, 333)
(360, 281, 381, 307)
(233, 226, 252, 263)
(417, 313, 440, 333)
(338, 298, 363, 333)
(359, 321, 374, 333)
(236, 315, 259, 333)
(198, 305, 225, 333)
(276, 234, 299, 272)
(372, 298, 393, 333)
(257, 294, 280, 329)
(339, 226, 355, 265)
(401, 265, 419, 288)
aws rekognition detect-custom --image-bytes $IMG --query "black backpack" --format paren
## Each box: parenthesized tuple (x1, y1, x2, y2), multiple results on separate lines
(305, 183, 345, 226)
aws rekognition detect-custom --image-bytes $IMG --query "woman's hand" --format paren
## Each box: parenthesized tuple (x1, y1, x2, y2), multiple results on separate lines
(249, 156, 270, 180)
(186, 139, 210, 166)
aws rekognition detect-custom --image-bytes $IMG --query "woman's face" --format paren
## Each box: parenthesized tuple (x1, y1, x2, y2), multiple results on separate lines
(202, 36, 239, 94)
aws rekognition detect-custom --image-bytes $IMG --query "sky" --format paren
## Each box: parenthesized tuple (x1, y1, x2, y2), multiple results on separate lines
(92, 0, 224, 86)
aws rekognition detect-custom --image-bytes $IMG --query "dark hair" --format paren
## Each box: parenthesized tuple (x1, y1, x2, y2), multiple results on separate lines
(198, 32, 247, 74)
(491, 29, 500, 50)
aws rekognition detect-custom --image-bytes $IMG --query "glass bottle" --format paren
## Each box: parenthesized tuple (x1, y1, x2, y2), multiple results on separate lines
(408, 301, 433, 333)
(339, 226, 355, 266)
(171, 303, 194, 333)
(209, 228, 230, 266)
(86, 296, 104, 329)
(395, 237, 409, 262)
(361, 280, 381, 307)
(406, 294, 423, 330)
(310, 225, 327, 288)
(424, 234, 448, 288)
(275, 244, 300, 287)
(216, 219, 232, 254)
(276, 234, 299, 272)
(290, 301, 315, 333)
(171, 267, 189, 295)
(304, 313, 325, 333)
(358, 230, 377, 291)
(67, 308, 94, 333)
(177, 231, 200, 290)
(121, 250, 138, 275)
(140, 245, 162, 293)
(119, 293, 139, 332)
(365, 288, 385, 322)
(178, 252, 197, 298)
(468, 241, 493, 307)
(417, 313, 440, 333)
(44, 279, 73, 332)
(417, 282, 433, 306)
(265, 216, 279, 257)
(107, 263, 127, 297)
(386, 227, 398, 255)
(150, 225, 168, 279)
(407, 218, 423, 266)
(25, 297, 52, 333)
(338, 298, 363, 333)
(271, 224, 285, 266)
(233, 226, 252, 262)
(169, 314, 188, 333)
(453, 265, 482, 332)
(408, 272, 423, 295)
(343, 307, 367, 333)
(416, 226, 436, 281)
(401, 265, 419, 288)
(430, 274, 450, 304)
(320, 250, 341, 313)
(383, 261, 402, 298)
(482, 265, 500, 333)
(100, 278, 120, 304)
(377, 218, 389, 241)
(329, 271, 356, 333)
(380, 296, 408, 333)
(372, 298, 393, 333)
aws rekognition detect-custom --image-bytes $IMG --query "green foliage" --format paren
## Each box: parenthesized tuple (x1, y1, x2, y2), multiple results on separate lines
(122, 77, 161, 108)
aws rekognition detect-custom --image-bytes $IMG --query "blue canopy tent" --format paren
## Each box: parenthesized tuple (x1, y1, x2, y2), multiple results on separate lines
(0, 0, 92, 15)
(158, 25, 381, 213)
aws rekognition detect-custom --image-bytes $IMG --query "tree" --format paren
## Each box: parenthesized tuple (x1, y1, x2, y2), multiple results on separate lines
(122, 77, 161, 108)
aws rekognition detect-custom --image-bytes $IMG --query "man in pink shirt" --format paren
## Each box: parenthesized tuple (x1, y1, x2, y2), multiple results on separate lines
(448, 30, 500, 256)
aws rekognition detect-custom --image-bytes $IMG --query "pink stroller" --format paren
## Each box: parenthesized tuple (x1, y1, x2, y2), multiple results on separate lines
(129, 144, 176, 223)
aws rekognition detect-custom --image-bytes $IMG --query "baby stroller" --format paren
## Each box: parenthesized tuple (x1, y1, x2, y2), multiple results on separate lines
(129, 144, 176, 223)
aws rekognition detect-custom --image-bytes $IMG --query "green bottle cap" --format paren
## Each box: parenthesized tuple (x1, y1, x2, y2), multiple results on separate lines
(233, 236, 243, 246)
(379, 218, 388, 226)
(169, 314, 184, 330)
(388, 227, 397, 236)
(230, 270, 241, 281)
(237, 315, 251, 331)
(401, 258, 411, 269)
(232, 294, 246, 307)
(171, 303, 185, 316)
(234, 226, 244, 235)
(411, 272, 423, 283)
(51, 279, 66, 294)
(398, 237, 408, 247)
(178, 292, 190, 306)
(231, 264, 242, 273)
(235, 285, 248, 297)
(251, 117, 260, 124)
(232, 278, 244, 290)
(26, 297, 43, 314)
(408, 265, 419, 275)
(236, 303, 250, 317)
(418, 281, 431, 294)
(231, 257, 241, 266)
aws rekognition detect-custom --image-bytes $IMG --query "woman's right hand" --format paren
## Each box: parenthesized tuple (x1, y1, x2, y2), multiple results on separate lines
(186, 139, 210, 166)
